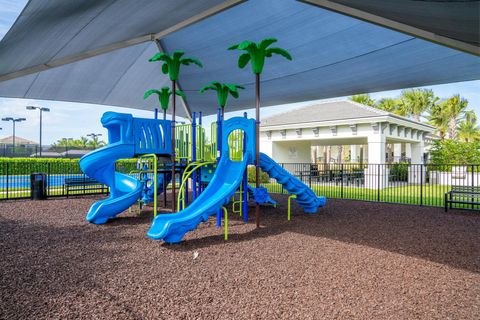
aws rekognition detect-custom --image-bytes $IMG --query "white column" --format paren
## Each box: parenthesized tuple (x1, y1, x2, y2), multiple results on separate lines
(365, 133, 387, 189)
(393, 143, 402, 161)
(367, 134, 386, 164)
(349, 145, 357, 163)
(408, 140, 425, 184)
(410, 141, 424, 164)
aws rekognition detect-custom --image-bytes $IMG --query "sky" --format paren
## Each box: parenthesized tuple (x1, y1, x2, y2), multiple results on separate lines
(0, 0, 478, 145)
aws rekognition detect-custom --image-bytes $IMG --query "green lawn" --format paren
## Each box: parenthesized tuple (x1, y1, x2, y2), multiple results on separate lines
(261, 182, 458, 208)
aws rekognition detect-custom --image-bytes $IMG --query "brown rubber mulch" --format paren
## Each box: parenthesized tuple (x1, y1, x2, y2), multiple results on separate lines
(1, 195, 479, 320)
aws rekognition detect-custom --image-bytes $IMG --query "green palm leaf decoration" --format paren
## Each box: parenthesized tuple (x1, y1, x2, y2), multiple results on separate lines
(228, 37, 292, 227)
(149, 51, 203, 81)
(144, 87, 186, 120)
(199, 81, 244, 117)
(148, 50, 201, 212)
(228, 38, 292, 74)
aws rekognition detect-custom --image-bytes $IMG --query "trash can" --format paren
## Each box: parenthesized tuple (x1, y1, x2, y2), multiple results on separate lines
(30, 173, 47, 200)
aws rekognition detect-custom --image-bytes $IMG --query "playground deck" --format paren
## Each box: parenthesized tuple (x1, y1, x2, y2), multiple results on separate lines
(1, 196, 479, 319)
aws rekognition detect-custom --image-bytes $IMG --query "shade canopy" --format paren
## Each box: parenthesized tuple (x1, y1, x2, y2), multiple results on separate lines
(0, 0, 478, 119)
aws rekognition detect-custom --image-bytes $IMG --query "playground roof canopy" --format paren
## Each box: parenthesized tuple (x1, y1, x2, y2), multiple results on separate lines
(0, 0, 478, 119)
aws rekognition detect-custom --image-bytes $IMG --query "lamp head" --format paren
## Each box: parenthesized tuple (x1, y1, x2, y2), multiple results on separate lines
(26, 106, 36, 110)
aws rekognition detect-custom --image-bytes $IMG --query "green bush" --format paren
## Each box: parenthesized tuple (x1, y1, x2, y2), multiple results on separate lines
(429, 140, 480, 171)
(389, 162, 409, 182)
(247, 165, 269, 183)
(0, 157, 140, 175)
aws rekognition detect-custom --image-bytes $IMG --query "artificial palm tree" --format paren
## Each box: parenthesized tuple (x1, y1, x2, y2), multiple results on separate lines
(199, 81, 245, 118)
(398, 89, 438, 122)
(149, 51, 202, 212)
(349, 94, 375, 107)
(144, 87, 186, 120)
(228, 37, 292, 227)
(458, 110, 480, 142)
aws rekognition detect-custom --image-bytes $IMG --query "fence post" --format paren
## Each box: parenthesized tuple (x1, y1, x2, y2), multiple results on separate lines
(377, 164, 380, 202)
(472, 164, 475, 210)
(420, 164, 423, 206)
(281, 163, 285, 194)
(340, 163, 344, 199)
(47, 162, 51, 198)
(5, 162, 9, 199)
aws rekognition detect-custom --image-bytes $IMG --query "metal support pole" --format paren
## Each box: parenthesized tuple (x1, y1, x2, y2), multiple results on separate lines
(255, 73, 261, 228)
(216, 107, 222, 227)
(171, 80, 176, 212)
(192, 112, 197, 201)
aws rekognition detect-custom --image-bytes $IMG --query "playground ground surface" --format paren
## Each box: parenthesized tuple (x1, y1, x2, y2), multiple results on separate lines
(1, 195, 479, 319)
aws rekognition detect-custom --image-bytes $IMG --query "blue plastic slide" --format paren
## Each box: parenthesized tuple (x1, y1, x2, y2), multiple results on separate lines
(80, 112, 172, 224)
(80, 143, 143, 224)
(247, 185, 277, 206)
(259, 153, 326, 213)
(147, 116, 256, 243)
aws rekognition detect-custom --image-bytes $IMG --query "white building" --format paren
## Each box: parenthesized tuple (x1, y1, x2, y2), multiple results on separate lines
(260, 100, 435, 165)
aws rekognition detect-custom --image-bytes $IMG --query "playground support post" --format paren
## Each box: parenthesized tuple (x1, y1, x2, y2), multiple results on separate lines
(216, 107, 222, 227)
(171, 80, 176, 212)
(242, 112, 248, 222)
(255, 73, 260, 228)
(192, 112, 197, 201)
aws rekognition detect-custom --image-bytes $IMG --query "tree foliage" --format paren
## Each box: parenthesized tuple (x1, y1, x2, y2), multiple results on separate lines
(429, 139, 480, 165)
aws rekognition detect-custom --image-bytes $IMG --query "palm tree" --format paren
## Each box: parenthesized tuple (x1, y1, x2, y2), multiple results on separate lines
(428, 103, 449, 140)
(349, 94, 375, 107)
(376, 98, 403, 114)
(228, 38, 292, 227)
(149, 50, 202, 212)
(144, 87, 186, 120)
(199, 81, 245, 118)
(442, 94, 469, 140)
(87, 136, 106, 149)
(458, 110, 480, 142)
(398, 89, 438, 122)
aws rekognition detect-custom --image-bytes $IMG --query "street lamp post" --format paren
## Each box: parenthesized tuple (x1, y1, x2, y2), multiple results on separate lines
(1, 117, 26, 156)
(26, 106, 50, 157)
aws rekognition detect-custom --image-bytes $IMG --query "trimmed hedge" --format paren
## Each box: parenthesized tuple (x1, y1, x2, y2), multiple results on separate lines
(0, 158, 138, 175)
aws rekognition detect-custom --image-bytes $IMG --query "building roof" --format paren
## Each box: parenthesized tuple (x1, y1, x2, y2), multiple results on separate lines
(0, 0, 478, 119)
(261, 100, 434, 130)
(0, 136, 38, 145)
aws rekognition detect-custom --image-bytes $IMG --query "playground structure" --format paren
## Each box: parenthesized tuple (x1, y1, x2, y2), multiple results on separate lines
(80, 108, 326, 243)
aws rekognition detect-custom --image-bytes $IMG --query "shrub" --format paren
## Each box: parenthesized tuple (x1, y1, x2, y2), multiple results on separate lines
(389, 162, 409, 182)
(429, 140, 480, 169)
(247, 165, 269, 183)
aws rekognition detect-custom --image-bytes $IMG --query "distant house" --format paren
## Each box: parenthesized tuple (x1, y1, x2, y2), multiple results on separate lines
(0, 136, 39, 157)
(0, 136, 38, 146)
(260, 100, 435, 164)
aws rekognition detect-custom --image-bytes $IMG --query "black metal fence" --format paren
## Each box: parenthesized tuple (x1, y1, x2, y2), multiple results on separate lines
(0, 159, 479, 210)
(0, 144, 98, 158)
(260, 163, 480, 210)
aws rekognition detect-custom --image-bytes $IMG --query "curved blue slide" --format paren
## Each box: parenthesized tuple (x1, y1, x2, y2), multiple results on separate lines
(259, 153, 326, 213)
(147, 152, 250, 243)
(80, 143, 143, 224)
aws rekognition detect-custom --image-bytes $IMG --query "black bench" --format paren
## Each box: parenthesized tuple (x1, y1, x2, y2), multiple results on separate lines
(64, 177, 107, 197)
(445, 186, 480, 212)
